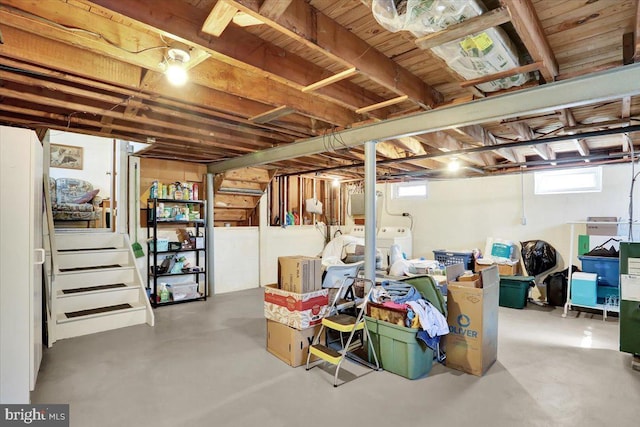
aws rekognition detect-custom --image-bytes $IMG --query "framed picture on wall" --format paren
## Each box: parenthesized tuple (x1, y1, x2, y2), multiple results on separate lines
(50, 144, 83, 170)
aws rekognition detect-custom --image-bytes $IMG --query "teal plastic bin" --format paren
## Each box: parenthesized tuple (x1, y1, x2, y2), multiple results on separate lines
(499, 276, 534, 309)
(365, 316, 433, 379)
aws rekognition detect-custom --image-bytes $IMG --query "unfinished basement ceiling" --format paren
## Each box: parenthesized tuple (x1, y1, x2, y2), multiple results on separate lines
(0, 0, 639, 180)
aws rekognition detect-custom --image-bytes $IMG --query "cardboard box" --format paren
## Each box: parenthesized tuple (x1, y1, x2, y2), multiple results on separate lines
(586, 217, 618, 236)
(266, 319, 324, 367)
(263, 284, 328, 330)
(475, 260, 520, 276)
(278, 256, 322, 293)
(445, 265, 499, 376)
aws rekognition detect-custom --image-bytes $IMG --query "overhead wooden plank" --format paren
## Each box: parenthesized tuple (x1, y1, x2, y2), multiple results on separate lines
(414, 6, 511, 50)
(233, 11, 263, 26)
(259, 0, 293, 20)
(456, 124, 517, 163)
(249, 106, 296, 124)
(460, 62, 542, 88)
(214, 194, 260, 208)
(224, 167, 272, 183)
(201, 0, 239, 37)
(227, 0, 443, 108)
(355, 96, 408, 114)
(302, 68, 358, 93)
(0, 25, 141, 88)
(89, 0, 389, 117)
(502, 0, 558, 83)
(635, 0, 640, 61)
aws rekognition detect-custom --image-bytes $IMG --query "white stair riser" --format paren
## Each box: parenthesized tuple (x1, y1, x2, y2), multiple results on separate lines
(55, 233, 125, 250)
(56, 288, 141, 313)
(57, 250, 130, 269)
(55, 268, 136, 290)
(56, 308, 147, 340)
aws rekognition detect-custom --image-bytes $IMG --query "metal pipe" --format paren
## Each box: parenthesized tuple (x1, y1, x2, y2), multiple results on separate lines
(364, 140, 377, 288)
(206, 172, 214, 296)
(208, 63, 640, 174)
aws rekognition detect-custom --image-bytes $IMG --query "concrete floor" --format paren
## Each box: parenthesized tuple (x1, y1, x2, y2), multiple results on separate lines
(33, 288, 639, 427)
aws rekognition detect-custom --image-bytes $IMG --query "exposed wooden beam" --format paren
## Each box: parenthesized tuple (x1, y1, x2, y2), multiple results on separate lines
(88, 0, 390, 117)
(635, 0, 640, 61)
(249, 106, 296, 124)
(454, 125, 514, 163)
(302, 68, 358, 93)
(502, 0, 558, 82)
(201, 1, 239, 37)
(556, 108, 589, 156)
(259, 0, 293, 20)
(232, 11, 263, 27)
(508, 121, 553, 161)
(624, 32, 635, 65)
(460, 61, 542, 88)
(355, 96, 408, 115)
(0, 54, 307, 140)
(227, 0, 443, 108)
(415, 6, 511, 50)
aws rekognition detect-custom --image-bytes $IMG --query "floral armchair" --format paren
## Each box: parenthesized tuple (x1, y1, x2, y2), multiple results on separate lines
(49, 178, 102, 226)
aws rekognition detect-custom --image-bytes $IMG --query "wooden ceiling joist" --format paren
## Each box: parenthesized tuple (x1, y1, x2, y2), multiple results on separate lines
(201, 0, 239, 37)
(259, 0, 293, 20)
(249, 106, 296, 124)
(302, 68, 359, 93)
(88, 0, 389, 117)
(459, 62, 543, 89)
(355, 96, 409, 115)
(414, 6, 512, 50)
(226, 0, 443, 108)
(502, 0, 559, 83)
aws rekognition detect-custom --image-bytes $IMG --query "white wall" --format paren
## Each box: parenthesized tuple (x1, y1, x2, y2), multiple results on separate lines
(378, 163, 638, 272)
(49, 131, 113, 199)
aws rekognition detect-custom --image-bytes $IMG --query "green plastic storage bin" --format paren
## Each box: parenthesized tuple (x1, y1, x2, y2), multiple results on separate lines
(499, 276, 534, 309)
(365, 316, 433, 379)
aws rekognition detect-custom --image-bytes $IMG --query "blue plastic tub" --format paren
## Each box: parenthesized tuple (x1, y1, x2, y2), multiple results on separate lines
(578, 255, 619, 287)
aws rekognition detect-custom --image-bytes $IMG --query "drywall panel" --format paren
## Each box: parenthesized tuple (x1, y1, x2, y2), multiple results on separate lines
(213, 227, 260, 294)
(378, 163, 638, 274)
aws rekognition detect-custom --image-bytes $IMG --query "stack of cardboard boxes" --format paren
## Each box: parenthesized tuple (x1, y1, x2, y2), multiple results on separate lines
(264, 256, 327, 367)
(445, 264, 499, 376)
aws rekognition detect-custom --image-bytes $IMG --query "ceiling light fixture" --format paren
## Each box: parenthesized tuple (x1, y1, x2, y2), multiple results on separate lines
(332, 178, 340, 187)
(448, 159, 460, 172)
(165, 48, 191, 86)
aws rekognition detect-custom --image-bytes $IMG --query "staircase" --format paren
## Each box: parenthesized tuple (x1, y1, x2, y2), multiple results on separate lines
(213, 167, 276, 226)
(47, 231, 154, 344)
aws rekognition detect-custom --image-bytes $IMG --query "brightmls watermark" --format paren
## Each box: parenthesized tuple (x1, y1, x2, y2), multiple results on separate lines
(0, 405, 68, 426)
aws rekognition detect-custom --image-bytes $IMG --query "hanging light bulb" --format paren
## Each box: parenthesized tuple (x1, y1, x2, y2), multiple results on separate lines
(332, 178, 340, 187)
(165, 48, 191, 86)
(448, 159, 460, 172)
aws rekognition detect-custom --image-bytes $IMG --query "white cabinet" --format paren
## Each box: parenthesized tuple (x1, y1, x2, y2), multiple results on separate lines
(0, 125, 43, 403)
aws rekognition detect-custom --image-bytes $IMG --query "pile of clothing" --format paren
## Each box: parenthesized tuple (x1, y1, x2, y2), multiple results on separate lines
(370, 281, 448, 353)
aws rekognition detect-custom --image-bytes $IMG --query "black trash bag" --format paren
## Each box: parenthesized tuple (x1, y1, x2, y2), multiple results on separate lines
(543, 265, 580, 306)
(584, 237, 620, 257)
(520, 240, 557, 276)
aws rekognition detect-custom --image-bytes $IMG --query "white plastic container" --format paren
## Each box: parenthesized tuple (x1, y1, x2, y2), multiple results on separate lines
(168, 282, 199, 301)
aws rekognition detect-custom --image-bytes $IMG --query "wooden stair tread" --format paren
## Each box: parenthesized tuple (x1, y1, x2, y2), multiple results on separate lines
(59, 264, 123, 272)
(61, 283, 127, 294)
(58, 247, 117, 252)
(64, 303, 133, 319)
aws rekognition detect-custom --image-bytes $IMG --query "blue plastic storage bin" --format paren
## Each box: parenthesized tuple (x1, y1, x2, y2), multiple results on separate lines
(578, 255, 619, 287)
(433, 250, 474, 271)
(571, 272, 597, 307)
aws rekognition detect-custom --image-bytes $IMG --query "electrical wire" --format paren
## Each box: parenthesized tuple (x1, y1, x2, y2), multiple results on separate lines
(6, 5, 168, 55)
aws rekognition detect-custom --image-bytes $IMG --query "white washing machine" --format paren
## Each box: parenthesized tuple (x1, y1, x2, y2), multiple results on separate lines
(349, 225, 412, 269)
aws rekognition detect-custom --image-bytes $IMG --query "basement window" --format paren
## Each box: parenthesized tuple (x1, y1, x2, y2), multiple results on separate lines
(534, 167, 602, 195)
(391, 181, 428, 199)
